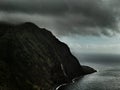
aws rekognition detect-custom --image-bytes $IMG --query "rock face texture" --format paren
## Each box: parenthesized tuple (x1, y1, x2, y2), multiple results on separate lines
(0, 22, 96, 90)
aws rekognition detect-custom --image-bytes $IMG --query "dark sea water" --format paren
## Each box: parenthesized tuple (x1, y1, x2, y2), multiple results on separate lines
(62, 54, 120, 90)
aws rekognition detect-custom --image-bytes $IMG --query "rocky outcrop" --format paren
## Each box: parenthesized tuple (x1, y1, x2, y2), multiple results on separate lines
(0, 22, 96, 90)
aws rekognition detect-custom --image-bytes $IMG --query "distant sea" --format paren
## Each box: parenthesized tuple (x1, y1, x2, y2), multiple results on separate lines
(62, 53, 120, 90)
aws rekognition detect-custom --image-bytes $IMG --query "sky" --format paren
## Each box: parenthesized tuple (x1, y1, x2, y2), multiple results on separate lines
(1, 0, 120, 54)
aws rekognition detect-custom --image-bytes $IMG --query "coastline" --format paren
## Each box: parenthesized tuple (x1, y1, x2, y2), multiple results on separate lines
(55, 76, 84, 90)
(55, 65, 96, 90)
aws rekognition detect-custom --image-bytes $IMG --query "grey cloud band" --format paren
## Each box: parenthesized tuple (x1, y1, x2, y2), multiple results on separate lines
(0, 0, 119, 36)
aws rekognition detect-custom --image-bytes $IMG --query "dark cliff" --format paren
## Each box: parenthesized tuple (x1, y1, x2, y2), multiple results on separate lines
(0, 22, 96, 90)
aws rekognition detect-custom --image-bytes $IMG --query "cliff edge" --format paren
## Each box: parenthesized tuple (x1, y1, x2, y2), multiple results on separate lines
(0, 22, 96, 90)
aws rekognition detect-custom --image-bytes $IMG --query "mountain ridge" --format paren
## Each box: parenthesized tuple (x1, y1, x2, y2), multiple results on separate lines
(0, 22, 96, 90)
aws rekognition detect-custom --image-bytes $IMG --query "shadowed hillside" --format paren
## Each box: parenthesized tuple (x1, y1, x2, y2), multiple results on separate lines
(0, 22, 96, 90)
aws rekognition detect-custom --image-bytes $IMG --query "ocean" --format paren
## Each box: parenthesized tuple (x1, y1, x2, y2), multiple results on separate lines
(62, 53, 120, 90)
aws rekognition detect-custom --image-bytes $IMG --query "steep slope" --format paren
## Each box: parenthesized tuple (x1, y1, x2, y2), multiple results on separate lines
(0, 22, 96, 90)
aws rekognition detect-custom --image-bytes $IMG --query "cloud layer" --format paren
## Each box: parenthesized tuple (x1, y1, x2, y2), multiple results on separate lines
(0, 0, 119, 36)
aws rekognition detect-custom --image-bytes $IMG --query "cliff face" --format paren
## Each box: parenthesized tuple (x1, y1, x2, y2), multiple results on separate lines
(0, 22, 96, 90)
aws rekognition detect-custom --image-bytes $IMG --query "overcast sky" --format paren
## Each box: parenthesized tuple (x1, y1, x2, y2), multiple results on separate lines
(1, 0, 120, 54)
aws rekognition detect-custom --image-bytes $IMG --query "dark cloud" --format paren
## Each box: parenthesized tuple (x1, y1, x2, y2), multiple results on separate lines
(0, 0, 119, 36)
(0, 0, 69, 15)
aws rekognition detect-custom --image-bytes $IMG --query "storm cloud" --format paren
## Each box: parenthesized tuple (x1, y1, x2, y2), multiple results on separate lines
(0, 0, 119, 36)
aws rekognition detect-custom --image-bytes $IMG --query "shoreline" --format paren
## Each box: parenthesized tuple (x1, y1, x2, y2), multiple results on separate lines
(55, 68, 97, 90)
(55, 76, 84, 90)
